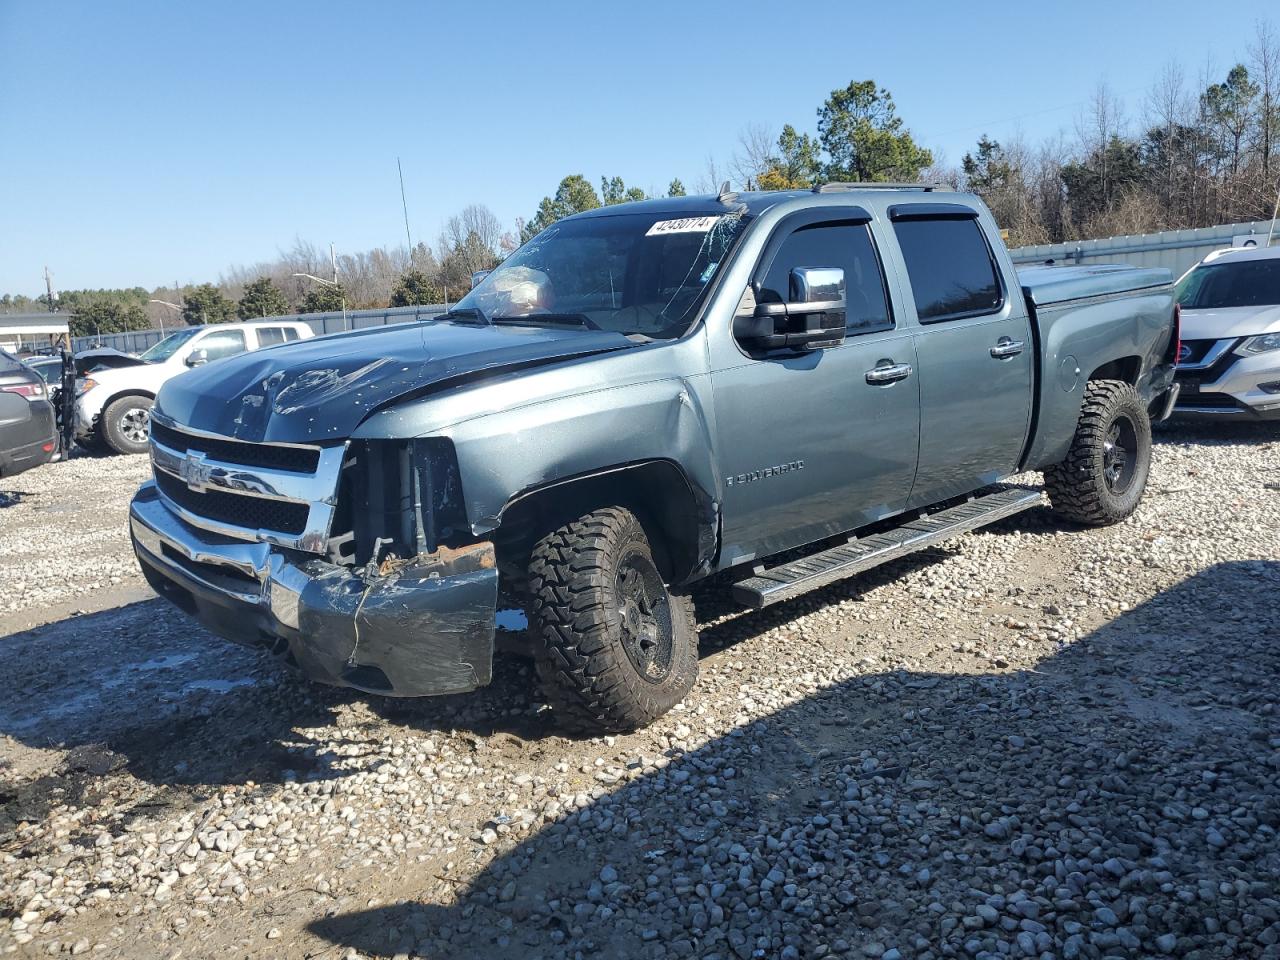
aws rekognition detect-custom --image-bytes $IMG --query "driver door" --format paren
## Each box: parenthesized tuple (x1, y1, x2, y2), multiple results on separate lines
(710, 213, 921, 566)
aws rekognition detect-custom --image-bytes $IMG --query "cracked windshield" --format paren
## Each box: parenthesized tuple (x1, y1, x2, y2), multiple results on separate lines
(453, 211, 747, 339)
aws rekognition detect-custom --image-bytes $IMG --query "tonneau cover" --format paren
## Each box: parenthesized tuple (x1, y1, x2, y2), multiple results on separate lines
(1018, 263, 1171, 307)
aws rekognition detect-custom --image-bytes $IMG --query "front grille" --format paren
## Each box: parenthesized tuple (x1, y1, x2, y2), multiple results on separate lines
(150, 420, 321, 474)
(1175, 391, 1241, 410)
(1179, 339, 1216, 365)
(155, 470, 309, 535)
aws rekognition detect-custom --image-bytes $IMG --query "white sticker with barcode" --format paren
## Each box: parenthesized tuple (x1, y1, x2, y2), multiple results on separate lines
(645, 216, 720, 236)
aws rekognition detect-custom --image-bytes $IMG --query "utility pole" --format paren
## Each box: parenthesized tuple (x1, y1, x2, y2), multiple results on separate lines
(44, 266, 56, 312)
(330, 242, 338, 285)
(397, 157, 414, 264)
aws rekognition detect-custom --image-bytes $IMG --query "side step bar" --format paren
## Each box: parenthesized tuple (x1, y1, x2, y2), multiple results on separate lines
(731, 486, 1043, 609)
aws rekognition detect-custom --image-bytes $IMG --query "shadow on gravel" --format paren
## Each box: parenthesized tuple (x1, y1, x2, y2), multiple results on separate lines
(310, 561, 1280, 960)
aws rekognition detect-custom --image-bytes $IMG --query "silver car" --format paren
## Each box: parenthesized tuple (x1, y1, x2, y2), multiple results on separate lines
(1173, 245, 1280, 420)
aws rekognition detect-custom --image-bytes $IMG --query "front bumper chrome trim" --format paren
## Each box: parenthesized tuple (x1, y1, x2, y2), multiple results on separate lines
(130, 486, 500, 698)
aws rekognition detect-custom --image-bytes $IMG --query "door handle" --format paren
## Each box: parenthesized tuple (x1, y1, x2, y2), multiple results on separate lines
(990, 338, 1025, 358)
(865, 362, 912, 384)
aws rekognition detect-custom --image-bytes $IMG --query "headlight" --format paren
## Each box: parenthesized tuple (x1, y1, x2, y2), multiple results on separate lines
(1237, 333, 1280, 355)
(77, 377, 98, 394)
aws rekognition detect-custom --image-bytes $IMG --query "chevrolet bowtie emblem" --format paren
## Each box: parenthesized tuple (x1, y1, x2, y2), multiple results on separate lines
(179, 451, 213, 493)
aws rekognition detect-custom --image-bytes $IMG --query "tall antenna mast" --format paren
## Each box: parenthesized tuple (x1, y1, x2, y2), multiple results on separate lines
(397, 157, 414, 263)
(1267, 181, 1280, 248)
(44, 266, 56, 313)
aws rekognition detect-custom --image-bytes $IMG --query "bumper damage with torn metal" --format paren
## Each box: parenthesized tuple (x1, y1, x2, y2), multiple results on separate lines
(129, 482, 499, 697)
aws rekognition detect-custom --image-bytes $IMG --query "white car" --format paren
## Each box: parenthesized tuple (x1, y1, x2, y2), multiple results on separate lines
(1173, 245, 1280, 421)
(75, 320, 313, 454)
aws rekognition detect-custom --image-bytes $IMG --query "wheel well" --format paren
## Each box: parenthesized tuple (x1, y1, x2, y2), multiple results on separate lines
(1088, 356, 1140, 385)
(495, 461, 705, 587)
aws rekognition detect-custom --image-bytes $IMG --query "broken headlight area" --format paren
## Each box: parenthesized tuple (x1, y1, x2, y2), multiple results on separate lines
(327, 437, 472, 569)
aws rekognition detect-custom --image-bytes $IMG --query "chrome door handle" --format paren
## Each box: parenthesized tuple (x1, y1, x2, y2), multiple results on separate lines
(990, 338, 1025, 358)
(865, 362, 913, 384)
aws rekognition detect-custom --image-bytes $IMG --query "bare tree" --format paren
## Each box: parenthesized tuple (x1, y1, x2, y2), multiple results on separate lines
(730, 122, 776, 191)
(1248, 19, 1280, 186)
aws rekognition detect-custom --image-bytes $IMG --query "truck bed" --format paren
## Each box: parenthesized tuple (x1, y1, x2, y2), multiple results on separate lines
(1017, 263, 1176, 471)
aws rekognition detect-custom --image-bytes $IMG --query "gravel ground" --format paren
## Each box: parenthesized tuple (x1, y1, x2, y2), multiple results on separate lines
(1, 423, 1279, 960)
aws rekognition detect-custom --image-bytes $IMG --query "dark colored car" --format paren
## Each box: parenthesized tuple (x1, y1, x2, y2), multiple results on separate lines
(0, 352, 58, 478)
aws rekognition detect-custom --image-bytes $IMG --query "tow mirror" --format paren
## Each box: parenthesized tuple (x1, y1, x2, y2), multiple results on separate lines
(734, 266, 847, 352)
(185, 348, 209, 368)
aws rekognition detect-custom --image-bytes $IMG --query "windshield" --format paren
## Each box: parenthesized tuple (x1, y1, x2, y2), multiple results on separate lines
(139, 327, 202, 362)
(452, 210, 749, 340)
(1176, 256, 1280, 310)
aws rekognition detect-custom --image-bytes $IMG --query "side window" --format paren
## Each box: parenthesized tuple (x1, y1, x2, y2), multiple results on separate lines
(893, 217, 1003, 322)
(197, 330, 247, 362)
(283, 327, 301, 342)
(256, 327, 286, 347)
(759, 223, 892, 334)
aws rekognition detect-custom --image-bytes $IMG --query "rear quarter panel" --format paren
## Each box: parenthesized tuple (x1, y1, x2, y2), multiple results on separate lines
(1023, 286, 1175, 469)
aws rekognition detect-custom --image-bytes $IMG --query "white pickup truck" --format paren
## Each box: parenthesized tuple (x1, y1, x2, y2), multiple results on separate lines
(76, 320, 313, 454)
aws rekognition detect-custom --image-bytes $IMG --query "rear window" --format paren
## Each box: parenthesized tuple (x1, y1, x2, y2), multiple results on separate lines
(894, 218, 1003, 322)
(1176, 257, 1280, 309)
(256, 327, 286, 347)
(283, 327, 302, 342)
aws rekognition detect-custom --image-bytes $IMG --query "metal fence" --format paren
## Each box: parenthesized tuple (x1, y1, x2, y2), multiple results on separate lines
(70, 303, 450, 355)
(1009, 219, 1279, 279)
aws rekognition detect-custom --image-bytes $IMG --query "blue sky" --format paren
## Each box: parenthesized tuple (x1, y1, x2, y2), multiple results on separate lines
(0, 0, 1270, 296)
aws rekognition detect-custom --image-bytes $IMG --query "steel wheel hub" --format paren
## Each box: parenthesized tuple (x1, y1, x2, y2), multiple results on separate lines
(615, 552, 675, 683)
(121, 408, 150, 444)
(1102, 415, 1137, 494)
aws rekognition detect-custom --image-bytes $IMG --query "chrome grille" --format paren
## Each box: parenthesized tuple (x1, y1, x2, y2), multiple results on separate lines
(148, 413, 344, 553)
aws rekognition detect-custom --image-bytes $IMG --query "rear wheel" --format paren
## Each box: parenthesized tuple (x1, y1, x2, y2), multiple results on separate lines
(527, 506, 698, 733)
(101, 396, 153, 455)
(1044, 380, 1151, 526)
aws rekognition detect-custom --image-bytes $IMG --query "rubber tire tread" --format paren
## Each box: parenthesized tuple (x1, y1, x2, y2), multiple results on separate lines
(101, 396, 153, 456)
(528, 506, 697, 733)
(1044, 379, 1151, 527)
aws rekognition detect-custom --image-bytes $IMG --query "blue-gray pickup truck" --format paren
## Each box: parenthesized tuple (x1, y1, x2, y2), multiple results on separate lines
(129, 184, 1180, 732)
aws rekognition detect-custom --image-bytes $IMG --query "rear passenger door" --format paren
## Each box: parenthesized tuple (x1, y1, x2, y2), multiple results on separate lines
(711, 211, 920, 563)
(888, 205, 1033, 507)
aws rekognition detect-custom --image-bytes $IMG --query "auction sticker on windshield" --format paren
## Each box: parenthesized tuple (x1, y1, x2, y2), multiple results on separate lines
(646, 216, 721, 236)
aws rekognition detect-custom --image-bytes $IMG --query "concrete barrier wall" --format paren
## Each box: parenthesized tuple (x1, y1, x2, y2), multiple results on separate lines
(1009, 220, 1279, 280)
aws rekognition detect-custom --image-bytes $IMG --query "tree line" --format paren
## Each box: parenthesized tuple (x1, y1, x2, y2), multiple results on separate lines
(4, 21, 1277, 338)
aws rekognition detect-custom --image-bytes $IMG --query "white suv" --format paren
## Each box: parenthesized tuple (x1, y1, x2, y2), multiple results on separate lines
(1173, 245, 1280, 421)
(76, 320, 313, 454)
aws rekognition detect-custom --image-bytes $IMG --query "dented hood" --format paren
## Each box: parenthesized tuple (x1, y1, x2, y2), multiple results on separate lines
(154, 320, 634, 444)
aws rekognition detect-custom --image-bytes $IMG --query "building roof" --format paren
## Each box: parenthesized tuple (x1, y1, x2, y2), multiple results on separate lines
(0, 313, 70, 336)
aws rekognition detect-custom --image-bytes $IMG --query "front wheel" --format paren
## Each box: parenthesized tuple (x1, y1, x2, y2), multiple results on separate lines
(101, 396, 153, 455)
(527, 506, 698, 733)
(1044, 379, 1152, 526)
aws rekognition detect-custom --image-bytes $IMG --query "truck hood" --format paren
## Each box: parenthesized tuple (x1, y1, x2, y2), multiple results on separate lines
(154, 320, 635, 444)
(1180, 304, 1280, 340)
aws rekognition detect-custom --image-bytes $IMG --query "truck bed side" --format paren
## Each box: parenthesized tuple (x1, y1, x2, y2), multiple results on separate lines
(1018, 265, 1177, 470)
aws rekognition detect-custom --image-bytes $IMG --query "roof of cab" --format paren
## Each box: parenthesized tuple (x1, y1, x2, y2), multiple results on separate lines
(565, 186, 977, 222)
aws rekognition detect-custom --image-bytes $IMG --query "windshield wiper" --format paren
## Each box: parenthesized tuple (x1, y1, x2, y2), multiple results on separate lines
(490, 313, 602, 331)
(436, 306, 490, 325)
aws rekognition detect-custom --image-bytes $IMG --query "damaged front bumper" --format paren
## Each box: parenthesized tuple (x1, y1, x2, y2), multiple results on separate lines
(129, 482, 498, 697)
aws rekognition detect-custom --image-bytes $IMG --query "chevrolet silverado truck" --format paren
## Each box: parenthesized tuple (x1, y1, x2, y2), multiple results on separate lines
(75, 319, 313, 455)
(129, 185, 1180, 732)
